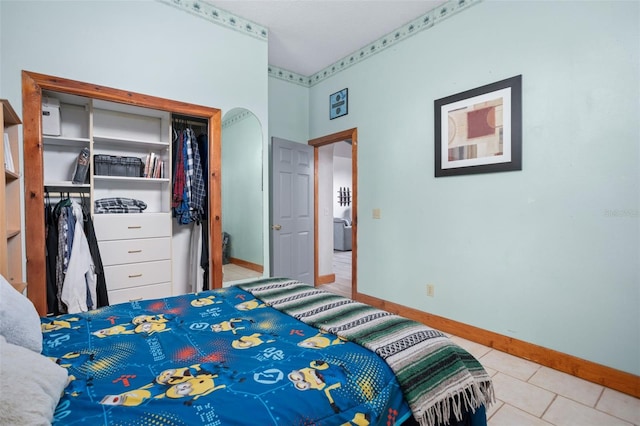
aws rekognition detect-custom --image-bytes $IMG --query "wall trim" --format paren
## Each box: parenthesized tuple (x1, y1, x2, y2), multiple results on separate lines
(316, 274, 336, 285)
(270, 0, 482, 87)
(229, 257, 263, 273)
(156, 0, 268, 41)
(355, 291, 640, 399)
(222, 109, 254, 128)
(159, 0, 481, 87)
(267, 66, 310, 88)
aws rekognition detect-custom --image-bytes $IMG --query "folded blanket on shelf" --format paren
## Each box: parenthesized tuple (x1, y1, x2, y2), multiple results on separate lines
(240, 278, 495, 426)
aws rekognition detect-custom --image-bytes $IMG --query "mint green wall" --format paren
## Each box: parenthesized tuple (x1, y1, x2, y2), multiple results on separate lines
(0, 1, 267, 119)
(222, 112, 263, 265)
(308, 1, 639, 375)
(0, 0, 269, 293)
(268, 77, 309, 144)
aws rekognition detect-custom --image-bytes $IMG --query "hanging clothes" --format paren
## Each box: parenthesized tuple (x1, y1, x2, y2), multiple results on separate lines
(189, 130, 206, 221)
(172, 130, 185, 210)
(171, 117, 210, 289)
(44, 193, 109, 315)
(189, 221, 204, 293)
(83, 203, 109, 308)
(197, 133, 209, 220)
(45, 200, 60, 315)
(55, 205, 69, 313)
(61, 201, 96, 313)
(200, 218, 209, 291)
(174, 127, 205, 224)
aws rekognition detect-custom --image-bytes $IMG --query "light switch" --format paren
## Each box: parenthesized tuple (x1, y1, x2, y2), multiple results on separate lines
(372, 208, 381, 219)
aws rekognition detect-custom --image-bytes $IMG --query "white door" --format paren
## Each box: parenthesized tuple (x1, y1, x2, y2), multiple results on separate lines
(271, 137, 314, 283)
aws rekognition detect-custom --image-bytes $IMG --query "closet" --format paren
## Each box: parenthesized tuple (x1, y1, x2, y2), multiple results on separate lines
(22, 71, 222, 316)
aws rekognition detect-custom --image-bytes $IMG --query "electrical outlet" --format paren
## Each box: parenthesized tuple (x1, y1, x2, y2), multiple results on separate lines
(427, 284, 435, 297)
(372, 208, 381, 219)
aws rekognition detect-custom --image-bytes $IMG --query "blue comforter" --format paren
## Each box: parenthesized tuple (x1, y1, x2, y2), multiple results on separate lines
(41, 286, 412, 425)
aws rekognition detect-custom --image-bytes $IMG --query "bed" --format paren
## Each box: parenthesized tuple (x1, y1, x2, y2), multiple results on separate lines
(1, 276, 493, 426)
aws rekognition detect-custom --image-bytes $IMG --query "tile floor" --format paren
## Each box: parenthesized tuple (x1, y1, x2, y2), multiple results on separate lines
(222, 262, 262, 282)
(451, 335, 639, 426)
(320, 250, 640, 426)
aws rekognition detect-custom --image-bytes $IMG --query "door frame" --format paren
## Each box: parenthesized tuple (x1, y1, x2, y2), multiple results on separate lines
(308, 128, 357, 298)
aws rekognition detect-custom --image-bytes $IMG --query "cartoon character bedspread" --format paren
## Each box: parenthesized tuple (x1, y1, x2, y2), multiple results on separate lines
(41, 286, 412, 425)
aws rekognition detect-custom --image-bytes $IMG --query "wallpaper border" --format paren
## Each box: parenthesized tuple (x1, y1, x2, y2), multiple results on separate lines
(156, 0, 269, 41)
(222, 109, 254, 129)
(157, 0, 480, 87)
(271, 0, 482, 87)
(309, 0, 480, 87)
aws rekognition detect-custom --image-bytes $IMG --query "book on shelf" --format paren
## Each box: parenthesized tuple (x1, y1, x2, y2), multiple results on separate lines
(3, 132, 15, 173)
(144, 153, 164, 178)
(144, 152, 154, 178)
(153, 158, 164, 178)
(71, 147, 90, 184)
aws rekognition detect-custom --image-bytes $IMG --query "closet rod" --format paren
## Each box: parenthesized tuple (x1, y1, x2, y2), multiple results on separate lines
(45, 192, 88, 198)
(172, 113, 208, 128)
(44, 186, 90, 197)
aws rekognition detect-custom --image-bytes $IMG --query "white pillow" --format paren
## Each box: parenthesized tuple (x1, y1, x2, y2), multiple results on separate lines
(0, 274, 43, 353)
(0, 335, 69, 425)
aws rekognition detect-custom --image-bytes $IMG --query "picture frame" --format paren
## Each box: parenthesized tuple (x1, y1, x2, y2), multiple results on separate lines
(330, 88, 348, 120)
(434, 75, 522, 177)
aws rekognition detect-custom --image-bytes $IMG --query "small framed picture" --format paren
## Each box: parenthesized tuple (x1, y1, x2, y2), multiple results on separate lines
(330, 88, 348, 120)
(434, 75, 522, 177)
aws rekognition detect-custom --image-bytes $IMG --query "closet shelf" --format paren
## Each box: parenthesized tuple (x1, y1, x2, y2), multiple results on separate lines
(44, 181, 91, 192)
(93, 175, 170, 183)
(93, 135, 169, 149)
(5, 170, 19, 180)
(43, 135, 90, 146)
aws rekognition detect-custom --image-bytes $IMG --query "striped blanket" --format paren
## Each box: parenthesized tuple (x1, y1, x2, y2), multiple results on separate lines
(240, 278, 494, 426)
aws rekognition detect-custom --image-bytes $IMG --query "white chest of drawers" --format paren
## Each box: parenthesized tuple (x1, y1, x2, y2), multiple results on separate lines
(94, 213, 172, 305)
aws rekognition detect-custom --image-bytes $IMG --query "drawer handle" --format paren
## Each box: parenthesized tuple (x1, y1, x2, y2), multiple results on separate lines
(128, 226, 142, 229)
(128, 273, 143, 278)
(129, 297, 143, 302)
(128, 249, 142, 254)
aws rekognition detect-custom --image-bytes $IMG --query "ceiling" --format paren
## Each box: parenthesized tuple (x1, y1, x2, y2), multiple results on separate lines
(207, 1, 447, 77)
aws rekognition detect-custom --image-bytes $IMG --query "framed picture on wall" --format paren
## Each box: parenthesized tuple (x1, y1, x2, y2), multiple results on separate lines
(330, 88, 348, 120)
(434, 75, 522, 177)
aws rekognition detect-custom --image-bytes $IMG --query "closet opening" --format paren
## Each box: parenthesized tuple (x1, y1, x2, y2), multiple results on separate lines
(22, 70, 222, 316)
(170, 113, 212, 294)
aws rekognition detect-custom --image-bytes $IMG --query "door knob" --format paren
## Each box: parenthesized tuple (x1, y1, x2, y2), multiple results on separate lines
(272, 224, 282, 230)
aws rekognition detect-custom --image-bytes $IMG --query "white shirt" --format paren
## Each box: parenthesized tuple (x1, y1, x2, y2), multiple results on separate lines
(61, 201, 97, 313)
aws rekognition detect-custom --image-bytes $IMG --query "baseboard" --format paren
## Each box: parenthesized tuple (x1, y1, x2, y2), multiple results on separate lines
(316, 274, 336, 285)
(229, 258, 263, 273)
(355, 291, 640, 399)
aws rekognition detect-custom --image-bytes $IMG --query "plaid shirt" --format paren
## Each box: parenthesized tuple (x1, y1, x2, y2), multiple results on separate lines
(175, 129, 205, 224)
(94, 197, 147, 214)
(189, 130, 205, 221)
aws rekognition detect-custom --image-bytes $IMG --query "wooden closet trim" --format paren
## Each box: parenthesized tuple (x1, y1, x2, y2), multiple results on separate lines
(22, 70, 223, 316)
